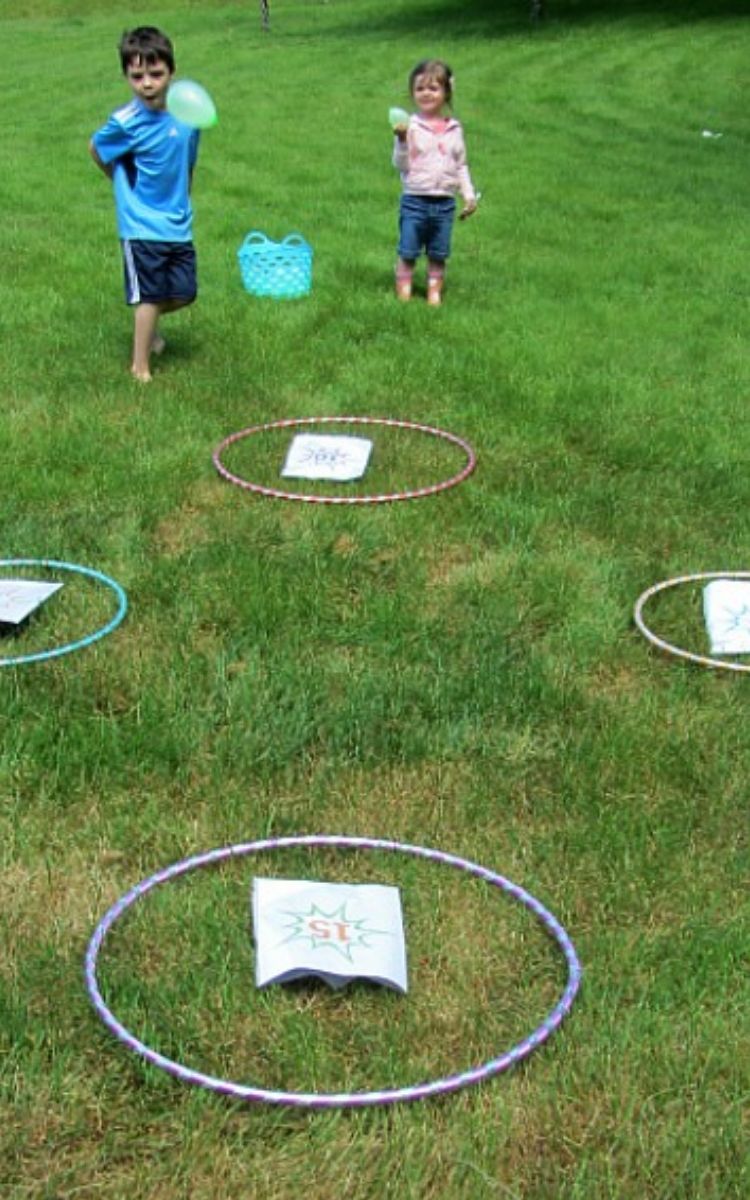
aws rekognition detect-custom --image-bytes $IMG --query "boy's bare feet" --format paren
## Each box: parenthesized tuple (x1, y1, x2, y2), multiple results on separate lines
(130, 367, 152, 383)
(151, 333, 167, 356)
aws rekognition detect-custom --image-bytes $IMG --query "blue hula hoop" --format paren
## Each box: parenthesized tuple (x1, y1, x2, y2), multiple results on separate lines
(0, 558, 128, 667)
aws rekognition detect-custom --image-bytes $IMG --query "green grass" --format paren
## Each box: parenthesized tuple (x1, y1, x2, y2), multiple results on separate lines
(2, 1, 749, 1197)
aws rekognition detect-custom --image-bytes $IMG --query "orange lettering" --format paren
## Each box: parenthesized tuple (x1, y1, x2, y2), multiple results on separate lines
(308, 919, 331, 938)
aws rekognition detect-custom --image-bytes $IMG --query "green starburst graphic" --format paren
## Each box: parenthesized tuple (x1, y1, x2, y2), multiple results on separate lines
(278, 901, 392, 963)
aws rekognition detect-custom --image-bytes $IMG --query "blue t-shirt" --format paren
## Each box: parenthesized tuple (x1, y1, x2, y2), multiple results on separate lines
(92, 98, 200, 242)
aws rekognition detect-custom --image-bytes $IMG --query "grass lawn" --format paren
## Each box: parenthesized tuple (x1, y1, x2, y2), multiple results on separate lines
(1, 1, 749, 1196)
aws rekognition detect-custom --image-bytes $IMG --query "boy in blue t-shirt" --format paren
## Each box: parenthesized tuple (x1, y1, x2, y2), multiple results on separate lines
(90, 27, 200, 382)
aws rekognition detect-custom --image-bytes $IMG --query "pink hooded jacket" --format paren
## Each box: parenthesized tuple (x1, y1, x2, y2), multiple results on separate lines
(392, 113, 476, 203)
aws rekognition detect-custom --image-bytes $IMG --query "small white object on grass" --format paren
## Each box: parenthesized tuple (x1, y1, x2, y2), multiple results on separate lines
(281, 434, 373, 482)
(0, 580, 63, 625)
(253, 877, 408, 992)
(703, 579, 750, 654)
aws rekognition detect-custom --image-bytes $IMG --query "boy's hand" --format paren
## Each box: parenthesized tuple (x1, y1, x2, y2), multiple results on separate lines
(459, 197, 477, 220)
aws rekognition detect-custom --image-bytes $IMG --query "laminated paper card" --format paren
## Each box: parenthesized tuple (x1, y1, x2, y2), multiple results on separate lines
(0, 580, 63, 626)
(252, 877, 407, 992)
(703, 579, 750, 655)
(281, 434, 373, 482)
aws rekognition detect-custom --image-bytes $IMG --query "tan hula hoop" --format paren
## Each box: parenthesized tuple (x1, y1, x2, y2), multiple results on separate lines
(634, 570, 750, 673)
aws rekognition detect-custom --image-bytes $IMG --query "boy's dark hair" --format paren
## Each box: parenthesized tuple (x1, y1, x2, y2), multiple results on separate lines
(409, 59, 453, 104)
(118, 26, 175, 75)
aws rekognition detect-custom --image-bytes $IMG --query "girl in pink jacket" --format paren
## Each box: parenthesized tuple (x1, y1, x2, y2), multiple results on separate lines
(392, 59, 477, 306)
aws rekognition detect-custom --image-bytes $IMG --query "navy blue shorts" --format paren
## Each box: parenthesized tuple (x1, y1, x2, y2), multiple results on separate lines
(121, 239, 197, 306)
(398, 194, 456, 262)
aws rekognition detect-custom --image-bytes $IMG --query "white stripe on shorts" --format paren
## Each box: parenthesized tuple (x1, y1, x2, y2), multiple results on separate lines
(122, 239, 140, 305)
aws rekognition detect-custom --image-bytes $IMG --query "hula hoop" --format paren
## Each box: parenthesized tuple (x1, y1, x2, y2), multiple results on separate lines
(634, 570, 750, 673)
(85, 834, 582, 1109)
(212, 416, 477, 504)
(0, 558, 127, 668)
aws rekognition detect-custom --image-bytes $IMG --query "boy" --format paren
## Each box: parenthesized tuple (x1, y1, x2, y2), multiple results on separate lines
(90, 27, 200, 382)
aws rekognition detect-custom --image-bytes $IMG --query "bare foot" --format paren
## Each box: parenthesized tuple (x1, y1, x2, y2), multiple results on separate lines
(151, 333, 167, 356)
(130, 367, 152, 383)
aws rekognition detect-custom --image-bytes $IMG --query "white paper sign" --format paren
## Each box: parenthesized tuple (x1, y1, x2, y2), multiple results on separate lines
(252, 877, 407, 993)
(0, 579, 63, 625)
(703, 579, 750, 654)
(281, 434, 373, 482)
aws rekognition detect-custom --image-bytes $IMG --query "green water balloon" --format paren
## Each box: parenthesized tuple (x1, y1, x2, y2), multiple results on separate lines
(167, 80, 218, 129)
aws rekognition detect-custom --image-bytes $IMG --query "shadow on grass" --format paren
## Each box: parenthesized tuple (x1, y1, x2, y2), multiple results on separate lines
(320, 0, 749, 41)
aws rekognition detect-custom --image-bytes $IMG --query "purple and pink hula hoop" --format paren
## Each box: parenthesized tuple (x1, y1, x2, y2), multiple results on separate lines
(212, 415, 477, 504)
(85, 835, 582, 1109)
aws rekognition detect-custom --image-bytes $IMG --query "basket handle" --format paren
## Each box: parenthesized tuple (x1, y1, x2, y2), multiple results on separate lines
(239, 231, 271, 251)
(282, 233, 308, 248)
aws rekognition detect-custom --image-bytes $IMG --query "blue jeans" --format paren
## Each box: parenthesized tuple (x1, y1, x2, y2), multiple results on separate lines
(398, 194, 456, 262)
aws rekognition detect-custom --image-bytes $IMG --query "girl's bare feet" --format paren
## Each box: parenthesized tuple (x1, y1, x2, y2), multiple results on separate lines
(427, 278, 443, 306)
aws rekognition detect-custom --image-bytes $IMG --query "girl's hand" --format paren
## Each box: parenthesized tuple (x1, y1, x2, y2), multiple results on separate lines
(460, 197, 477, 220)
(393, 123, 408, 141)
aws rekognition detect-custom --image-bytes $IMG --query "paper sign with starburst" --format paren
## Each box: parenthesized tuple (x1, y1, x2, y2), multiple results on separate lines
(0, 579, 63, 626)
(280, 434, 373, 482)
(252, 877, 407, 992)
(703, 579, 750, 654)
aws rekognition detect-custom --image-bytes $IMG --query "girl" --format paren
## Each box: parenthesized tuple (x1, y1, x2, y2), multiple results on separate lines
(392, 59, 477, 306)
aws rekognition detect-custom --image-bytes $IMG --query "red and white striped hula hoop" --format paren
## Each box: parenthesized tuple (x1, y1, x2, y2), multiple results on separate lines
(212, 415, 477, 504)
(634, 570, 750, 672)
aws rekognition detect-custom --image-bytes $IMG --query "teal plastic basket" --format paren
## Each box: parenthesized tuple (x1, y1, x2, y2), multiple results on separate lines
(237, 231, 313, 299)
